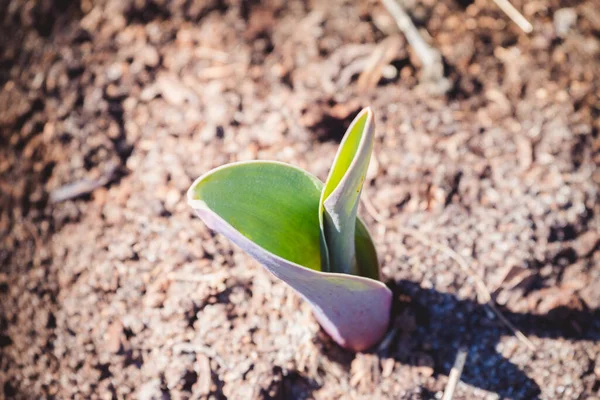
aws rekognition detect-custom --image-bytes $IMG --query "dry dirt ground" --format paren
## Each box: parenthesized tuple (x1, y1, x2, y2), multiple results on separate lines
(1, 0, 599, 399)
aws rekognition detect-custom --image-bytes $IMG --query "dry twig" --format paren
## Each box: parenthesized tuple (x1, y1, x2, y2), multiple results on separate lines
(361, 194, 537, 351)
(442, 346, 468, 400)
(357, 35, 403, 91)
(49, 162, 119, 203)
(491, 0, 533, 33)
(379, 0, 450, 94)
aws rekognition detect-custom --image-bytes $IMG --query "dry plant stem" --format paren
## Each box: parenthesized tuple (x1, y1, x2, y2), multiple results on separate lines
(491, 0, 533, 33)
(361, 195, 537, 351)
(379, 0, 447, 91)
(442, 346, 468, 400)
(380, 0, 437, 68)
(49, 162, 118, 203)
(357, 35, 402, 90)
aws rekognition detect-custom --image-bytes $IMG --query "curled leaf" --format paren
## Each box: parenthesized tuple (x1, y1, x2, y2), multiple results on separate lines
(320, 108, 376, 277)
(188, 161, 324, 271)
(187, 160, 391, 351)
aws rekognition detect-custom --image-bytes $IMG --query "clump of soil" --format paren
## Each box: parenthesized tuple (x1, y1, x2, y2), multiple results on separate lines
(1, 0, 599, 399)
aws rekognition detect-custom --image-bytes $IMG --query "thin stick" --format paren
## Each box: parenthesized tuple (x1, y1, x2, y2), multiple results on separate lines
(49, 162, 118, 203)
(357, 35, 403, 90)
(398, 227, 536, 350)
(379, 0, 449, 93)
(442, 347, 468, 400)
(380, 0, 438, 68)
(491, 0, 533, 33)
(376, 321, 401, 352)
(361, 195, 537, 351)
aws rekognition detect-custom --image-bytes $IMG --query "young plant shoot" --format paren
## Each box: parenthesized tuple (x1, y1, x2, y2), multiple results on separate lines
(187, 108, 392, 351)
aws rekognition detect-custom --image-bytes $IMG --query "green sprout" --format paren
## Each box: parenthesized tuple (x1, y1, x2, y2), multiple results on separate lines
(187, 107, 392, 351)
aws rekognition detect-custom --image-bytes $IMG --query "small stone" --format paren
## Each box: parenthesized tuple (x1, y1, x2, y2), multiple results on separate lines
(580, 277, 600, 309)
(140, 45, 160, 68)
(156, 75, 198, 106)
(143, 291, 166, 308)
(554, 8, 577, 37)
(415, 353, 435, 377)
(108, 241, 135, 261)
(137, 378, 162, 400)
(573, 231, 599, 257)
(194, 353, 212, 396)
(165, 187, 182, 210)
(104, 320, 124, 353)
(106, 62, 125, 82)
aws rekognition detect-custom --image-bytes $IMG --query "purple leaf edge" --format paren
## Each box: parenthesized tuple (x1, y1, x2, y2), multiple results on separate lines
(189, 202, 392, 352)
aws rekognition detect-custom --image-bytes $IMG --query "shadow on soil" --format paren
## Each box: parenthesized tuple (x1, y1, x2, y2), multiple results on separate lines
(373, 280, 600, 399)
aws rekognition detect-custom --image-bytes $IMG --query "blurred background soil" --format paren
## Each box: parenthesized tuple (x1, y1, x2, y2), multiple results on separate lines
(0, 0, 599, 399)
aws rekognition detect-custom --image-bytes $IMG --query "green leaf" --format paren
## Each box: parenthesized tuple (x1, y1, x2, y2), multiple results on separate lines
(355, 217, 380, 280)
(188, 161, 325, 271)
(320, 108, 375, 275)
(188, 160, 390, 351)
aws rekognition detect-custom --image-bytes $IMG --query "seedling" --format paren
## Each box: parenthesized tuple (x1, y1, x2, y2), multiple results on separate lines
(187, 108, 392, 351)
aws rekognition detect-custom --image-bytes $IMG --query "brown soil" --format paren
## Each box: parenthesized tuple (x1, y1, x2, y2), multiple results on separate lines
(1, 0, 599, 399)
